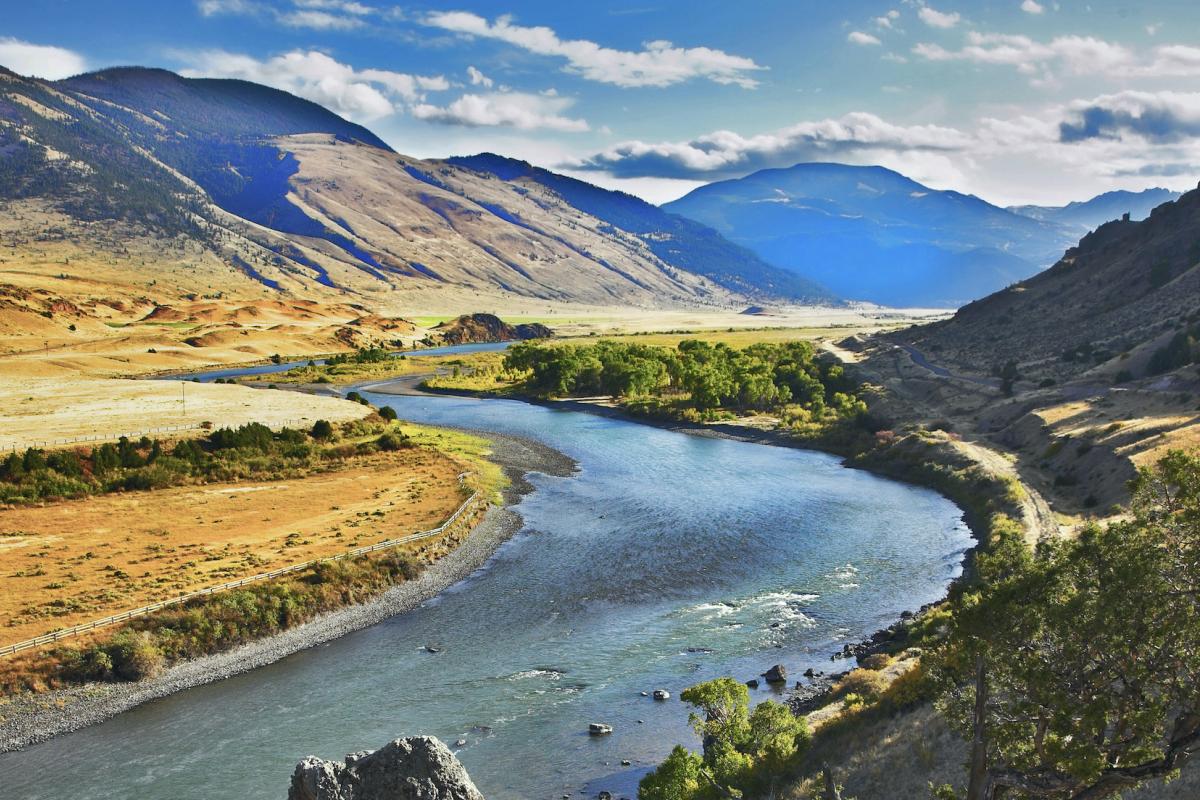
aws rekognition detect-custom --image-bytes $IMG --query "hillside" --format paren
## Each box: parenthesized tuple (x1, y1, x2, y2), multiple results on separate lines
(0, 66, 823, 324)
(447, 153, 831, 302)
(903, 182, 1200, 383)
(1009, 187, 1180, 237)
(663, 162, 1074, 307)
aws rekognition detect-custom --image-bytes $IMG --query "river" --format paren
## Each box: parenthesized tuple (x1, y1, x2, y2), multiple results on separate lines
(0, 351, 971, 799)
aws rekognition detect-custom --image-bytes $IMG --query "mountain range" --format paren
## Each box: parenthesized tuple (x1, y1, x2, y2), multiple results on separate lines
(0, 64, 1185, 313)
(663, 163, 1087, 307)
(0, 66, 828, 311)
(1007, 188, 1180, 237)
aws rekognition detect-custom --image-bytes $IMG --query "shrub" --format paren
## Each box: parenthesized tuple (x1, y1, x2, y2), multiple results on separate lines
(833, 668, 890, 701)
(376, 432, 410, 451)
(310, 420, 334, 440)
(378, 406, 398, 421)
(107, 632, 164, 680)
(859, 653, 892, 671)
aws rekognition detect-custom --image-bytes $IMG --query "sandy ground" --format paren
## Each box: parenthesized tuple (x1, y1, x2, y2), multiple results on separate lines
(0, 449, 465, 647)
(0, 378, 368, 451)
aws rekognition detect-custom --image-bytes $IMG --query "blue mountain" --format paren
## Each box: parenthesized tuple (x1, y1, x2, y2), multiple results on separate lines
(663, 163, 1076, 308)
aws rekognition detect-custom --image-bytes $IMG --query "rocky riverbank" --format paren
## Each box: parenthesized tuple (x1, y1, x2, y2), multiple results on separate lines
(0, 432, 575, 753)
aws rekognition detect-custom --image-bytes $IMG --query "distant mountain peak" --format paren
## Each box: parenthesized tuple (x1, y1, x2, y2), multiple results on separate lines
(663, 161, 1070, 308)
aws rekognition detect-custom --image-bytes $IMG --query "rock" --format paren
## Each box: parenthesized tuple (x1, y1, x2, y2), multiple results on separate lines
(288, 736, 484, 800)
(803, 668, 816, 678)
(745, 679, 759, 689)
(621, 760, 631, 766)
(763, 664, 787, 683)
(639, 691, 648, 697)
(652, 689, 670, 701)
(454, 739, 467, 748)
(598, 792, 613, 800)
(588, 723, 613, 736)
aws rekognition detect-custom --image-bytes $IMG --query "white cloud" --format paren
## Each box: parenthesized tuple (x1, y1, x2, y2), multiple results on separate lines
(177, 49, 447, 121)
(423, 11, 765, 88)
(914, 32, 1200, 83)
(467, 65, 493, 87)
(198, 0, 374, 30)
(568, 112, 970, 179)
(278, 10, 364, 29)
(848, 31, 882, 46)
(1059, 90, 1200, 143)
(918, 6, 961, 29)
(412, 91, 588, 132)
(1020, 0, 1045, 14)
(875, 10, 900, 28)
(0, 37, 88, 80)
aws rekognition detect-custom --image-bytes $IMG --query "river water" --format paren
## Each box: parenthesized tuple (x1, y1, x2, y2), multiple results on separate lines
(1, 362, 971, 800)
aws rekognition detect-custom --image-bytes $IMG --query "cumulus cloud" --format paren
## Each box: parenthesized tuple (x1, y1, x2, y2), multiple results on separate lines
(412, 90, 588, 132)
(567, 112, 970, 179)
(467, 65, 494, 87)
(177, 49, 447, 121)
(1020, 0, 1045, 14)
(422, 11, 765, 88)
(0, 37, 88, 80)
(1059, 91, 1200, 143)
(918, 6, 961, 28)
(848, 31, 882, 46)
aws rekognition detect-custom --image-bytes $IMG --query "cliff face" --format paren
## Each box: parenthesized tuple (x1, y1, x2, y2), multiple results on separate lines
(288, 736, 484, 800)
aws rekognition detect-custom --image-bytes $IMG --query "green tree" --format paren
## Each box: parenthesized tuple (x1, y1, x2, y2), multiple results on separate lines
(310, 419, 334, 440)
(640, 678, 809, 800)
(934, 450, 1200, 800)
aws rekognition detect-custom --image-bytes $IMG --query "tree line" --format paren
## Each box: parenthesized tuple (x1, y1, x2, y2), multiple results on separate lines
(504, 339, 866, 421)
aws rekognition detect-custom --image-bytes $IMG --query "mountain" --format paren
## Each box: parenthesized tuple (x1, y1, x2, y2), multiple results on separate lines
(901, 181, 1200, 381)
(1008, 188, 1181, 237)
(662, 162, 1076, 308)
(446, 153, 830, 302)
(0, 66, 819, 310)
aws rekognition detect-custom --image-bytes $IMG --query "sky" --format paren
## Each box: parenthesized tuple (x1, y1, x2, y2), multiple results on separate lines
(3, 0, 1200, 205)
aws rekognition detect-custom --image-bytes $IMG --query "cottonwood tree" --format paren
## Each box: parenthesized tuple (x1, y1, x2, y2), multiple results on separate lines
(934, 451, 1200, 799)
(638, 677, 810, 800)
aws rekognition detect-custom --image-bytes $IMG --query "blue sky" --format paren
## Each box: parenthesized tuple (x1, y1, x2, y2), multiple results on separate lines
(3, 0, 1200, 205)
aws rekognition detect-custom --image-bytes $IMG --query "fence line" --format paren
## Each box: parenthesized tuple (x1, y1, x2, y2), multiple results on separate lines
(4, 419, 320, 452)
(0, 487, 482, 658)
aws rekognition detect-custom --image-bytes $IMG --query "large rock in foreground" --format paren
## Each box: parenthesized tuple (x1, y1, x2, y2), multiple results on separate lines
(288, 736, 484, 800)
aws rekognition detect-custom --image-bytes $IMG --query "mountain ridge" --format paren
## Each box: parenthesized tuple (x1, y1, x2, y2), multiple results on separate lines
(663, 161, 1076, 307)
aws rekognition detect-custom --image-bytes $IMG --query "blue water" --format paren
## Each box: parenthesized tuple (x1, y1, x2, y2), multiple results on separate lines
(183, 341, 514, 383)
(0, 386, 970, 800)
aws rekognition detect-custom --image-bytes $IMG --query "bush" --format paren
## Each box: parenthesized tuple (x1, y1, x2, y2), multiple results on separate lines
(379, 406, 398, 421)
(833, 668, 890, 701)
(107, 632, 164, 680)
(376, 432, 410, 451)
(310, 419, 334, 440)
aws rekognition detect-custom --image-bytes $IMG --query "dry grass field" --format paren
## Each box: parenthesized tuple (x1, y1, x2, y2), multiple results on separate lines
(0, 445, 467, 648)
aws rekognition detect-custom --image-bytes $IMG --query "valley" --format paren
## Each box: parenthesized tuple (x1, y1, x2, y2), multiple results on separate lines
(0, 21, 1198, 800)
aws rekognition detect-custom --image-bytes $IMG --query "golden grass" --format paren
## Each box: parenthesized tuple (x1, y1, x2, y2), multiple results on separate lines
(0, 439, 477, 648)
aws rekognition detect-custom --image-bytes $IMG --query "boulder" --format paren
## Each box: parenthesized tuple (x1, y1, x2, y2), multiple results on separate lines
(287, 736, 484, 800)
(652, 689, 670, 701)
(763, 665, 788, 683)
(589, 723, 613, 735)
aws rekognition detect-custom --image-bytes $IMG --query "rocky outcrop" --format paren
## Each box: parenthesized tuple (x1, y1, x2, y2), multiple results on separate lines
(288, 736, 484, 800)
(434, 313, 552, 345)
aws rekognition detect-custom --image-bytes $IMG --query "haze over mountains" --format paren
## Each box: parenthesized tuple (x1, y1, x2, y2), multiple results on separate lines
(662, 163, 1080, 307)
(0, 64, 1181, 313)
(1006, 188, 1180, 237)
